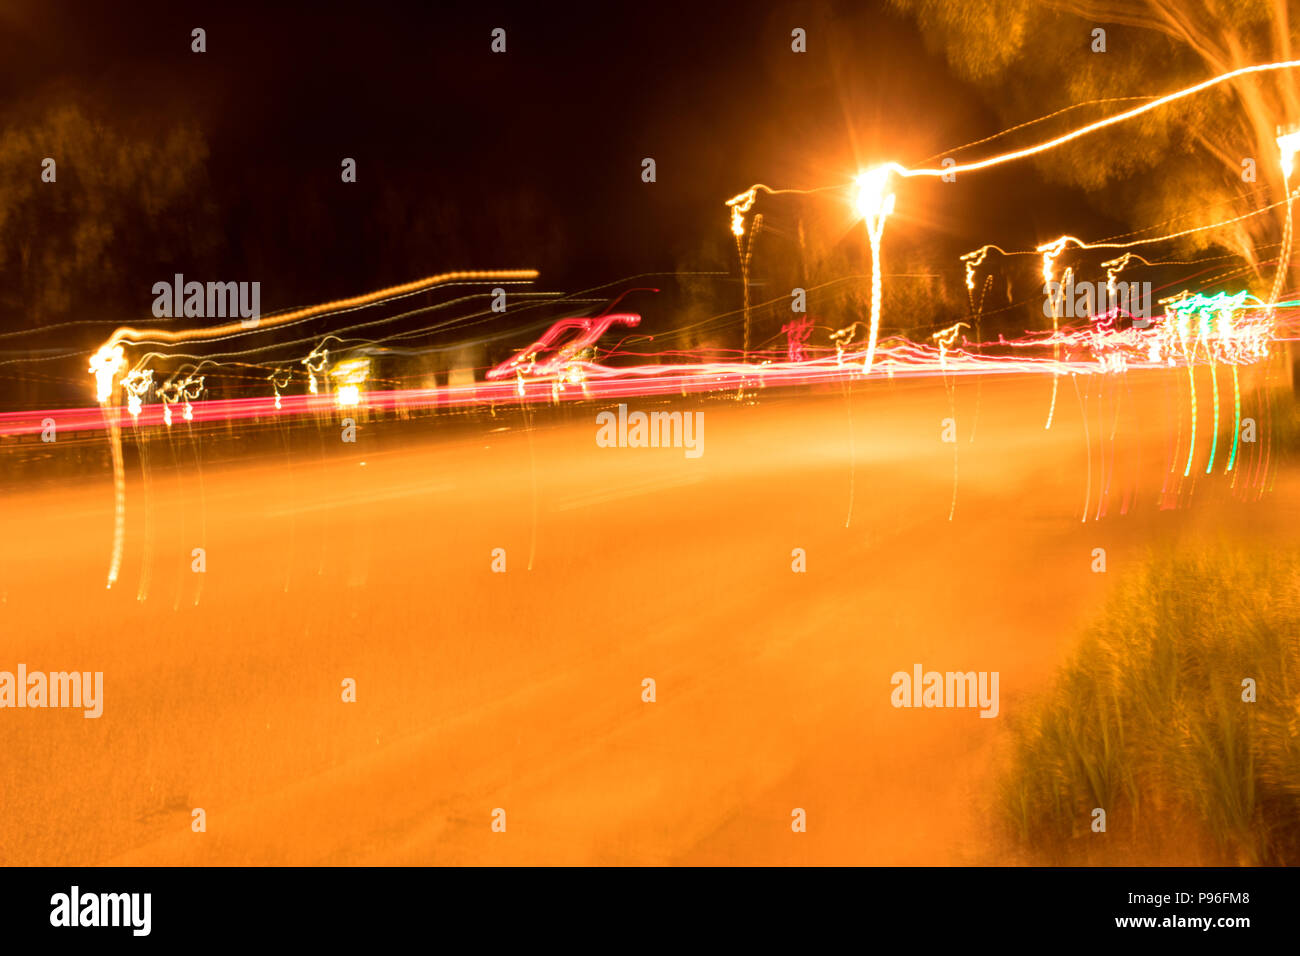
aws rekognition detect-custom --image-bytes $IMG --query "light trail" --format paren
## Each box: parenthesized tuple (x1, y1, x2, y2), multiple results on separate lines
(1227, 364, 1242, 474)
(16, 300, 1289, 443)
(721, 59, 1300, 400)
(964, 190, 1292, 452)
(916, 95, 1158, 165)
(932, 322, 968, 521)
(87, 270, 538, 589)
(96, 270, 539, 353)
(960, 194, 1297, 296)
(485, 312, 644, 382)
(47, 57, 1300, 574)
(889, 60, 1300, 180)
(733, 60, 1300, 242)
(1039, 239, 1070, 429)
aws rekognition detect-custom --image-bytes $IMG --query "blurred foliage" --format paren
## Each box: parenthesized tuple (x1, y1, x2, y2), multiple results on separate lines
(890, 0, 1300, 285)
(1000, 543, 1300, 864)
(0, 100, 218, 330)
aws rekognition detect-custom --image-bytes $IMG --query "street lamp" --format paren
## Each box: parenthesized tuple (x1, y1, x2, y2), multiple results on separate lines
(725, 188, 763, 363)
(89, 344, 125, 404)
(854, 166, 896, 374)
(1036, 236, 1072, 429)
(1277, 128, 1300, 181)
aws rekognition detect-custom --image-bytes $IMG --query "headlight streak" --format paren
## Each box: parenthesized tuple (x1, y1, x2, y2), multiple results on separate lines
(18, 299, 1284, 445)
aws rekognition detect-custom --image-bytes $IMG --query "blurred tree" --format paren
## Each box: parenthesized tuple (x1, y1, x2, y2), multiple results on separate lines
(0, 102, 217, 331)
(890, 0, 1300, 286)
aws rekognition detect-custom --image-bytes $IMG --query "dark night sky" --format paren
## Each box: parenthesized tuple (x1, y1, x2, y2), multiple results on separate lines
(0, 0, 1123, 400)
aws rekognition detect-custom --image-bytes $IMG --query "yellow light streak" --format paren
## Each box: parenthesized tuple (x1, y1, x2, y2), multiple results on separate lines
(891, 60, 1300, 180)
(98, 270, 539, 352)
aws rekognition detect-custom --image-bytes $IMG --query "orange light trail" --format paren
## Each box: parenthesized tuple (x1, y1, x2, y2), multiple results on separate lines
(91, 269, 538, 589)
(99, 269, 539, 351)
(889, 60, 1300, 180)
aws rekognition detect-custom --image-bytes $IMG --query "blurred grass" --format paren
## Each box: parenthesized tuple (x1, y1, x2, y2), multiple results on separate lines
(1000, 546, 1300, 864)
